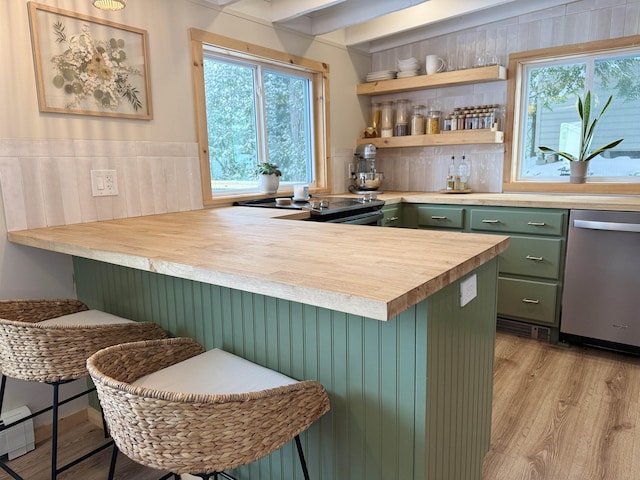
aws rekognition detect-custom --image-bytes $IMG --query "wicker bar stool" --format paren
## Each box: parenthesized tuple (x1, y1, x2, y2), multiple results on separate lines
(86, 337, 331, 480)
(0, 298, 168, 480)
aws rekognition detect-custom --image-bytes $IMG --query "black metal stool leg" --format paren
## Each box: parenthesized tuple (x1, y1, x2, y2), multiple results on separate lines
(108, 445, 118, 480)
(295, 435, 311, 480)
(0, 375, 7, 414)
(51, 382, 60, 480)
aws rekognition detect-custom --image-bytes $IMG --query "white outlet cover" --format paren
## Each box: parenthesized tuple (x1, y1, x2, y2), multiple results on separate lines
(460, 274, 477, 307)
(91, 169, 118, 196)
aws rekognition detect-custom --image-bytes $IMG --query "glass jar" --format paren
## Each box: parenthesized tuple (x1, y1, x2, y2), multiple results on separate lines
(394, 99, 410, 136)
(410, 104, 426, 135)
(442, 114, 452, 132)
(426, 110, 441, 134)
(380, 101, 394, 138)
(370, 103, 381, 136)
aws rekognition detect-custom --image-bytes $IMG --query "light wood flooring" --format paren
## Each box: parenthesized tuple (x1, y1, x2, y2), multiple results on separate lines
(483, 332, 640, 480)
(2, 332, 639, 480)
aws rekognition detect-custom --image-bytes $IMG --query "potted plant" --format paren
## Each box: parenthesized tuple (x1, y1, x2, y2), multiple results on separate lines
(256, 162, 282, 194)
(538, 90, 623, 184)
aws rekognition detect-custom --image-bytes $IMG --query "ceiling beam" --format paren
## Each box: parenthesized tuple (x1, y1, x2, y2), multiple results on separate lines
(309, 0, 428, 36)
(270, 0, 348, 23)
(343, 0, 577, 48)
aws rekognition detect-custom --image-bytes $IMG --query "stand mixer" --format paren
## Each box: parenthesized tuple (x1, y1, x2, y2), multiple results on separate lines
(349, 143, 384, 194)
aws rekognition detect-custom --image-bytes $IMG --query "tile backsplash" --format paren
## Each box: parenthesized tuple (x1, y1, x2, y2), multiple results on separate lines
(0, 139, 203, 232)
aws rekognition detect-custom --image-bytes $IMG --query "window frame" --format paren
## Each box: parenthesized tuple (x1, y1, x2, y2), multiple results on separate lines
(503, 35, 640, 194)
(190, 29, 330, 206)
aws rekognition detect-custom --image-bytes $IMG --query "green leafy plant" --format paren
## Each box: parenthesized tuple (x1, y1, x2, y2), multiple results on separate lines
(538, 90, 623, 162)
(255, 162, 282, 176)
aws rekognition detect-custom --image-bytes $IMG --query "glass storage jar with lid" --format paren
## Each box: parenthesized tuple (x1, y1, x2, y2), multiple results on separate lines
(394, 99, 410, 136)
(426, 109, 441, 134)
(410, 104, 425, 135)
(380, 101, 394, 138)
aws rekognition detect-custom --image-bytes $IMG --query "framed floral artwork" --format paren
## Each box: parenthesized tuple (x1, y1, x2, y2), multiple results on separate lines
(27, 2, 153, 119)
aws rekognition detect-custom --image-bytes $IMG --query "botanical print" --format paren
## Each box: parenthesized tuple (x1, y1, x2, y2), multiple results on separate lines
(29, 3, 152, 119)
(50, 20, 144, 112)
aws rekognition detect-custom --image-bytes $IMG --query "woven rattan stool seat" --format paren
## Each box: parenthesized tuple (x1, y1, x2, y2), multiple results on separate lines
(87, 337, 331, 478)
(0, 298, 168, 480)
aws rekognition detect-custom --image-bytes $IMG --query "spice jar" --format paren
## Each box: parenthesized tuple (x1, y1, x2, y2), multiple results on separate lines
(380, 101, 394, 138)
(394, 99, 410, 136)
(426, 110, 441, 134)
(410, 104, 425, 135)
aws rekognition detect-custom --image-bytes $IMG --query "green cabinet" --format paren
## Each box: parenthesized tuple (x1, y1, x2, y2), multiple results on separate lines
(402, 204, 465, 230)
(381, 204, 402, 227)
(468, 206, 567, 336)
(402, 203, 568, 339)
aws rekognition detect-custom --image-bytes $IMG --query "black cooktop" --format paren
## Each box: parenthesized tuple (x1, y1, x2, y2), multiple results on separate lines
(235, 196, 384, 216)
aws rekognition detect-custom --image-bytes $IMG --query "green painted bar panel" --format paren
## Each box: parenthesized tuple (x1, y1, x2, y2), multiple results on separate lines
(74, 256, 497, 480)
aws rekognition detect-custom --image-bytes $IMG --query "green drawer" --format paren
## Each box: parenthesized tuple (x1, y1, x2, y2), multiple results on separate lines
(498, 277, 558, 325)
(499, 236, 563, 280)
(381, 205, 401, 227)
(470, 208, 566, 236)
(417, 205, 464, 229)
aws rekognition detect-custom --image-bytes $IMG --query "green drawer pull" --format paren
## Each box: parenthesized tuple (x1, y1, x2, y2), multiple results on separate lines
(521, 298, 540, 304)
(525, 255, 544, 262)
(431, 215, 448, 220)
(527, 221, 546, 226)
(481, 219, 500, 224)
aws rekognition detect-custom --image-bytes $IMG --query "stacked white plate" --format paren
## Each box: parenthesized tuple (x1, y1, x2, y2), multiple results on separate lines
(397, 70, 419, 78)
(366, 70, 397, 82)
(397, 57, 420, 76)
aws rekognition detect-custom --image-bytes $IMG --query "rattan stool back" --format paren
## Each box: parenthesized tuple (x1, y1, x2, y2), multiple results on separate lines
(0, 298, 168, 480)
(87, 337, 330, 478)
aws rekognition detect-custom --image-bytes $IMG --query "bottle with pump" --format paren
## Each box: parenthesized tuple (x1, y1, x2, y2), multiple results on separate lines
(458, 153, 470, 191)
(446, 156, 456, 191)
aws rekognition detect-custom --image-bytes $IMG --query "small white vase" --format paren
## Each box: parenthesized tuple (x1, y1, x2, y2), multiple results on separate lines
(569, 161, 588, 184)
(258, 174, 280, 194)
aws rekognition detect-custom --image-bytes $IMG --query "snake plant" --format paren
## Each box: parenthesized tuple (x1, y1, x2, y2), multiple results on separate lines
(538, 90, 623, 162)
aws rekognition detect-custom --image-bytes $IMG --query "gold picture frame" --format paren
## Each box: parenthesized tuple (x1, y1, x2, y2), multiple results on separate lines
(27, 2, 153, 119)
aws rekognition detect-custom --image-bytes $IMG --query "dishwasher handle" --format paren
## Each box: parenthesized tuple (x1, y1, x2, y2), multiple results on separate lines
(573, 219, 640, 233)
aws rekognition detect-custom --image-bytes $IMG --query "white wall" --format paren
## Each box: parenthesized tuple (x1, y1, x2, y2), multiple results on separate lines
(0, 0, 370, 422)
(370, 0, 640, 192)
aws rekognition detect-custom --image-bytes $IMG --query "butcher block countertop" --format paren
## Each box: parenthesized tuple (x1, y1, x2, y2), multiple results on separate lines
(8, 206, 508, 321)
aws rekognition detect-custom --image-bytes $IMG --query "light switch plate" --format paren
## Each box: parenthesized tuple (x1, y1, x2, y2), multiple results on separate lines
(460, 274, 477, 307)
(91, 169, 118, 197)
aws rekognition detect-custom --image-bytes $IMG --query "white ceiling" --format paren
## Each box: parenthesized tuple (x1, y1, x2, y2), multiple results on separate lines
(197, 0, 578, 52)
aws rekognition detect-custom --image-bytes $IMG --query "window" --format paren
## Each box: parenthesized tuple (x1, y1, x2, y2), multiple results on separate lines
(504, 36, 640, 194)
(190, 29, 329, 205)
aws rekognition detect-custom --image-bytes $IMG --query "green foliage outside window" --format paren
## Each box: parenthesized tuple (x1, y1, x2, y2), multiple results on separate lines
(203, 54, 313, 192)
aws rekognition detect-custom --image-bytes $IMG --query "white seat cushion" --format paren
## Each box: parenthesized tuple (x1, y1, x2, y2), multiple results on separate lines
(39, 310, 134, 326)
(133, 348, 298, 395)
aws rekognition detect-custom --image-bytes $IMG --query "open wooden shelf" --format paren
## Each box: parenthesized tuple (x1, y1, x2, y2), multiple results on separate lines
(356, 130, 504, 148)
(356, 65, 507, 96)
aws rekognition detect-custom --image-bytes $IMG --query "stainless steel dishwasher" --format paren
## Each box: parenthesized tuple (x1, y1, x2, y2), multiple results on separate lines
(561, 209, 640, 350)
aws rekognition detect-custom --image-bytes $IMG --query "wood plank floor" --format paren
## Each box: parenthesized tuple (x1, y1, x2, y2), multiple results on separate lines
(0, 416, 169, 480)
(483, 332, 640, 480)
(2, 332, 639, 479)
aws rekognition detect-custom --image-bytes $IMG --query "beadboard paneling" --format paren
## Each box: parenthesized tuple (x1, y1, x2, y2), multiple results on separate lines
(74, 256, 498, 480)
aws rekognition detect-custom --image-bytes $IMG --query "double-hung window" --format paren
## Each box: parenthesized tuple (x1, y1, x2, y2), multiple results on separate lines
(505, 36, 640, 194)
(190, 29, 329, 205)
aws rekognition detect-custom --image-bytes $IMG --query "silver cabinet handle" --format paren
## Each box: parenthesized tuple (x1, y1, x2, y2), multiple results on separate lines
(527, 221, 546, 226)
(525, 255, 544, 262)
(431, 215, 447, 220)
(521, 298, 540, 304)
(385, 216, 399, 223)
(612, 324, 629, 329)
(481, 219, 500, 224)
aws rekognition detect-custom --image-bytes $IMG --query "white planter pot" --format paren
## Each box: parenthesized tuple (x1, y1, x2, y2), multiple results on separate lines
(258, 174, 280, 194)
